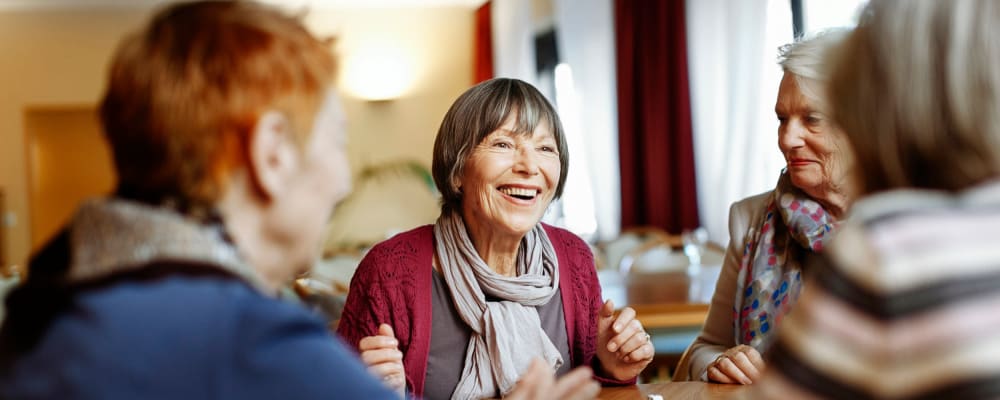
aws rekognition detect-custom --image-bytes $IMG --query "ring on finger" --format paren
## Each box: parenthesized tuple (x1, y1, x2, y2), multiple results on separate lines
(644, 333, 651, 343)
(713, 354, 729, 367)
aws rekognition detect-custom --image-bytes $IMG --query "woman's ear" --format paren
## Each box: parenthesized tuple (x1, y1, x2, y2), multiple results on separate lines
(247, 110, 298, 202)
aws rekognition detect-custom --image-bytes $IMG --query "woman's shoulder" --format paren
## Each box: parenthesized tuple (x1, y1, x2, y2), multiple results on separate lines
(542, 223, 594, 269)
(542, 224, 589, 252)
(366, 225, 435, 255)
(0, 275, 335, 398)
(731, 191, 772, 216)
(48, 274, 300, 353)
(352, 225, 435, 284)
(727, 191, 772, 243)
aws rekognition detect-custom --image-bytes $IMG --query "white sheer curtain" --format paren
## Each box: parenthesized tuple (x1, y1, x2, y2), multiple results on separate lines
(803, 0, 867, 35)
(491, 0, 537, 84)
(551, 0, 620, 242)
(686, 0, 793, 245)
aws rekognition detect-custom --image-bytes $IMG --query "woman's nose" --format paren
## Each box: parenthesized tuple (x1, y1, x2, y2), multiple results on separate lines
(779, 122, 806, 152)
(512, 147, 540, 176)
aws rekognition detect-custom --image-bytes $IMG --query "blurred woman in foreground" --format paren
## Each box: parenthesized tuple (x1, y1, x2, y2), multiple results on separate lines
(755, 0, 1000, 398)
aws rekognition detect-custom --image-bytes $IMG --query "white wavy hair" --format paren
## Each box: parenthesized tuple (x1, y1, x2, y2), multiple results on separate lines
(777, 29, 850, 105)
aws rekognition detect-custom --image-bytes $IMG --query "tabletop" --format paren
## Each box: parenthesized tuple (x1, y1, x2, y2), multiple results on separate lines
(596, 252, 725, 378)
(598, 262, 722, 330)
(598, 382, 747, 400)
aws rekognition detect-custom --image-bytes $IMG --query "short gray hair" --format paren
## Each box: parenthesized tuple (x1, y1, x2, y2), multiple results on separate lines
(431, 78, 569, 212)
(778, 29, 850, 105)
(829, 0, 1000, 194)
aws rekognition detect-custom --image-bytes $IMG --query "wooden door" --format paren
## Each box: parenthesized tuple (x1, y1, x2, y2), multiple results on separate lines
(25, 106, 116, 250)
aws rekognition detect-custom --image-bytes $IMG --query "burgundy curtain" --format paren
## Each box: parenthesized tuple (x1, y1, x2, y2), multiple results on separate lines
(473, 2, 493, 84)
(615, 0, 700, 233)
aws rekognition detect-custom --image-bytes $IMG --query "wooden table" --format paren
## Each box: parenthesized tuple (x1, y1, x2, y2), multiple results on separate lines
(631, 303, 710, 329)
(598, 382, 746, 400)
(597, 260, 723, 380)
(599, 265, 721, 330)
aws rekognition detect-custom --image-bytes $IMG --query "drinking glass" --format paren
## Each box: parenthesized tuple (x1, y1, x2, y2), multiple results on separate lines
(682, 227, 709, 267)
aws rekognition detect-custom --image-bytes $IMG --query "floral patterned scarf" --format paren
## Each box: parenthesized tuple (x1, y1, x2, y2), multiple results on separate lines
(734, 172, 840, 352)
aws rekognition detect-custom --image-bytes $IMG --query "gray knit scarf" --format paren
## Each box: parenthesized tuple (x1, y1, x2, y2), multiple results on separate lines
(66, 198, 265, 292)
(433, 211, 562, 399)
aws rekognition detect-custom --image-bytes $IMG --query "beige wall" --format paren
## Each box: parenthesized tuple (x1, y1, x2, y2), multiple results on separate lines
(0, 9, 146, 272)
(309, 7, 474, 176)
(25, 107, 116, 249)
(0, 6, 473, 270)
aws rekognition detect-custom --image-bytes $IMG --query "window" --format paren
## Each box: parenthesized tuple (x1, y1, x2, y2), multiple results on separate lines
(535, 28, 598, 240)
(797, 0, 868, 37)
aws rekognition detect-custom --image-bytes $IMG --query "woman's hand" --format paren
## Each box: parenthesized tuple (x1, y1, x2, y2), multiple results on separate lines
(506, 358, 600, 400)
(358, 323, 406, 395)
(705, 344, 764, 384)
(595, 300, 654, 381)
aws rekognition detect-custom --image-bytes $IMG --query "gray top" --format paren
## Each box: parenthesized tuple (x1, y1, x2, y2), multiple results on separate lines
(423, 269, 571, 400)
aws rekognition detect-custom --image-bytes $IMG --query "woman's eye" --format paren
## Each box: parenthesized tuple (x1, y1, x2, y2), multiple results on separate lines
(806, 113, 826, 125)
(493, 141, 512, 149)
(540, 145, 556, 153)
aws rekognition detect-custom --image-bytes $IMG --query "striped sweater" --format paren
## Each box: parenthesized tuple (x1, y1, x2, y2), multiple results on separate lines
(754, 181, 1000, 399)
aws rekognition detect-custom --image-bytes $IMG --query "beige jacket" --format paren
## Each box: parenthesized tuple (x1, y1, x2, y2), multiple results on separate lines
(674, 191, 770, 381)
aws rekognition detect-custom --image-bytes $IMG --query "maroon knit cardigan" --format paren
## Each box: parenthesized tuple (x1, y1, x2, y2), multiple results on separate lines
(336, 224, 633, 398)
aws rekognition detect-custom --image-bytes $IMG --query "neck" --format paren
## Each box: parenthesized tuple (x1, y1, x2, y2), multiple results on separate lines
(216, 174, 284, 294)
(811, 187, 851, 220)
(459, 211, 523, 277)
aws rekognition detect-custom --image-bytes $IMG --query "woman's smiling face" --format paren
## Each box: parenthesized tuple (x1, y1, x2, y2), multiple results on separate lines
(459, 114, 562, 238)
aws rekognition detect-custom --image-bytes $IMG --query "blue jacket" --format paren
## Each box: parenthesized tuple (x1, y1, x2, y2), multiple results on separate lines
(0, 211, 398, 400)
(0, 269, 396, 400)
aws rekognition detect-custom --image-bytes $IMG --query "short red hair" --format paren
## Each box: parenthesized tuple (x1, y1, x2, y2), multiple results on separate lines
(100, 0, 336, 210)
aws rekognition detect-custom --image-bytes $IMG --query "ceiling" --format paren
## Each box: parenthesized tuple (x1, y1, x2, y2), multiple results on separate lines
(0, 0, 488, 11)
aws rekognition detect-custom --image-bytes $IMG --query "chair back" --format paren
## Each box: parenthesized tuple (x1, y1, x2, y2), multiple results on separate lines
(599, 226, 677, 273)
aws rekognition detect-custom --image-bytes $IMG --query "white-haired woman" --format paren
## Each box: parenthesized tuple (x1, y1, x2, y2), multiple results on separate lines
(675, 30, 851, 384)
(755, 1, 1000, 398)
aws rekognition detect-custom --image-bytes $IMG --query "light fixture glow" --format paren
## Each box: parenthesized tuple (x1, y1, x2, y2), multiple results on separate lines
(341, 43, 414, 101)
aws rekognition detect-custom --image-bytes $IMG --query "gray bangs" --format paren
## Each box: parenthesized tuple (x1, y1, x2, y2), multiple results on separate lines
(478, 80, 561, 145)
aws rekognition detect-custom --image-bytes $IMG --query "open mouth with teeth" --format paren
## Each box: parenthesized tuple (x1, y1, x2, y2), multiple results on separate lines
(498, 186, 540, 201)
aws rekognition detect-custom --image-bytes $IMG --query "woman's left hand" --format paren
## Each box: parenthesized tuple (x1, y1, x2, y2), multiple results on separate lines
(595, 299, 654, 381)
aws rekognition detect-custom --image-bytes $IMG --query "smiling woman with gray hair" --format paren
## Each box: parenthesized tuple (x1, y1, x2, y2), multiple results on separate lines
(338, 78, 652, 399)
(674, 29, 852, 384)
